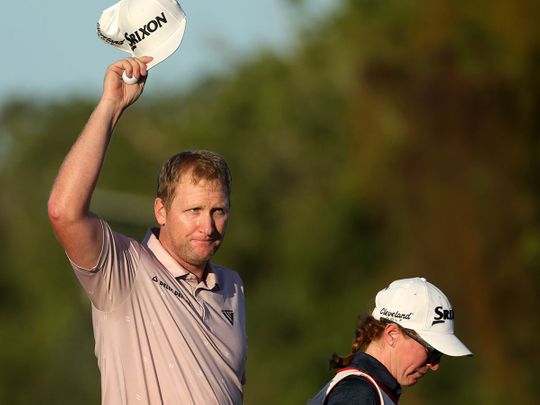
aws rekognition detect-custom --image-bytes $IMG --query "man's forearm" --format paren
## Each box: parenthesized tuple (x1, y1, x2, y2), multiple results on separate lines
(47, 99, 127, 269)
(49, 99, 124, 222)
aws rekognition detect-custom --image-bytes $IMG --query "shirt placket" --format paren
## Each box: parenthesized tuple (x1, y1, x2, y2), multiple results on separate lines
(185, 274, 213, 322)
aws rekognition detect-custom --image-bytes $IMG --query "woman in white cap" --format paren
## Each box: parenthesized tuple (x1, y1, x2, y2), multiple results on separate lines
(308, 277, 473, 404)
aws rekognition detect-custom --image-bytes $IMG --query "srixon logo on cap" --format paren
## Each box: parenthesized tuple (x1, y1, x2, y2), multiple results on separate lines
(432, 306, 454, 325)
(124, 12, 169, 51)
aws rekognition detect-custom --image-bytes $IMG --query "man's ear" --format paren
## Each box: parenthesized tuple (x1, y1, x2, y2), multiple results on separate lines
(154, 197, 166, 226)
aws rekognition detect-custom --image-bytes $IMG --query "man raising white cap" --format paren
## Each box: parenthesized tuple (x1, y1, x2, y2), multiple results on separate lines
(48, 5, 247, 399)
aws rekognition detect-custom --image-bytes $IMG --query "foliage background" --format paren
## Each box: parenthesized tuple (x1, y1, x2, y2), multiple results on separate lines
(1, 0, 538, 403)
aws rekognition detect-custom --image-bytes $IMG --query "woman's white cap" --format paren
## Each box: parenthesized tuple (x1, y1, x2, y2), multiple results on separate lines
(372, 277, 473, 356)
(97, 0, 186, 69)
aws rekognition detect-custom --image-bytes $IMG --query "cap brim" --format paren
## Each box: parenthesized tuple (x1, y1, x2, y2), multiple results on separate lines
(418, 330, 473, 357)
(142, 17, 186, 69)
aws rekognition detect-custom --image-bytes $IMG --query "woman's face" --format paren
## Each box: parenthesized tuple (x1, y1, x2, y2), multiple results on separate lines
(392, 330, 441, 386)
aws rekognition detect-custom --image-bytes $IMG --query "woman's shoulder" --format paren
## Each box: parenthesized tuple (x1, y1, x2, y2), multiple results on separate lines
(326, 375, 381, 405)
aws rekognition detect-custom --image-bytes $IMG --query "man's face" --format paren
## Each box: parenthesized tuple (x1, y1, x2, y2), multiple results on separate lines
(154, 172, 230, 277)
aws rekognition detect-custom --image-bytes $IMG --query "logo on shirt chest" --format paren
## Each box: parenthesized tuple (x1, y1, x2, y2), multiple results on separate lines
(222, 310, 234, 326)
(152, 276, 185, 300)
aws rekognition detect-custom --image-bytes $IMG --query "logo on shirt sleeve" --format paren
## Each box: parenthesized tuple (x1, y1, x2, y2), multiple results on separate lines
(222, 310, 234, 326)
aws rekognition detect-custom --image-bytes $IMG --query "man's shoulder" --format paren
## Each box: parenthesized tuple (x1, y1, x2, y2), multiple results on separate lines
(211, 263, 241, 277)
(211, 263, 243, 286)
(95, 218, 143, 261)
(100, 218, 140, 244)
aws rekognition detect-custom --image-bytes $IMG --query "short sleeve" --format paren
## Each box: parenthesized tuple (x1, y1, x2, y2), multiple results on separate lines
(71, 219, 140, 311)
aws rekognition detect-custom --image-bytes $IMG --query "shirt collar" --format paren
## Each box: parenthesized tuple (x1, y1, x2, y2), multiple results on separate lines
(351, 351, 402, 400)
(143, 228, 220, 291)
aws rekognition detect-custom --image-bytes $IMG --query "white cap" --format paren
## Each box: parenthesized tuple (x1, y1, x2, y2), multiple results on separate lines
(372, 277, 473, 357)
(97, 0, 186, 69)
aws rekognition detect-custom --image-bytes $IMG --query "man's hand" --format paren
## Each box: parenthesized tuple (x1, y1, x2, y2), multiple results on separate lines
(101, 56, 154, 110)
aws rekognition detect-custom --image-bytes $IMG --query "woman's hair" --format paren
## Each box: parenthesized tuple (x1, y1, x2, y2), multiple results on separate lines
(329, 315, 387, 369)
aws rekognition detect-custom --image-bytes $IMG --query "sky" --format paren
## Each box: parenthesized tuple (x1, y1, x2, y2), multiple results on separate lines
(0, 0, 335, 105)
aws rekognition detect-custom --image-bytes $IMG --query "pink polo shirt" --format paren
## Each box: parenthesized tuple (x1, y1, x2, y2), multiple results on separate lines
(72, 219, 247, 404)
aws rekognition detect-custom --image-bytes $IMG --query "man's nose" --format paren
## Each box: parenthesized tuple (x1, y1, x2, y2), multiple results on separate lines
(199, 213, 215, 235)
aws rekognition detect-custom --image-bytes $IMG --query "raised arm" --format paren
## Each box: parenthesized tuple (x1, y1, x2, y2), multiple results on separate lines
(48, 57, 152, 269)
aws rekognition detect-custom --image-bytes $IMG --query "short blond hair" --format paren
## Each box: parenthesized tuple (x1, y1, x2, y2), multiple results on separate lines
(157, 150, 232, 209)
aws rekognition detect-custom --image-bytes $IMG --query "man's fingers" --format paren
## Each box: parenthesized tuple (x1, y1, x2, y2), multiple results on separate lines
(112, 56, 154, 80)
